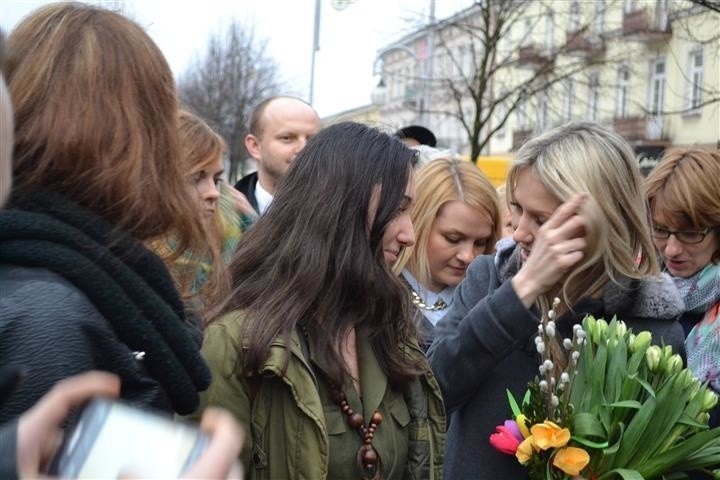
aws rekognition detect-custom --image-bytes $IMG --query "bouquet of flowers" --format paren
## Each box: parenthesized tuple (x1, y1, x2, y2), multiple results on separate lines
(490, 298, 720, 479)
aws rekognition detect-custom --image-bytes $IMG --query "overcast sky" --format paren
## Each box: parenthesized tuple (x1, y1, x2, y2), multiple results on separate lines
(1, 0, 472, 117)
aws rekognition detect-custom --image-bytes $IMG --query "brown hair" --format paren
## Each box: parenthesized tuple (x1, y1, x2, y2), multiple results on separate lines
(645, 148, 720, 263)
(216, 122, 421, 386)
(395, 158, 501, 285)
(175, 109, 231, 308)
(6, 3, 204, 256)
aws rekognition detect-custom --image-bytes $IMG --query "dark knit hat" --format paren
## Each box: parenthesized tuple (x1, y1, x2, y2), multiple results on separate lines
(395, 125, 437, 147)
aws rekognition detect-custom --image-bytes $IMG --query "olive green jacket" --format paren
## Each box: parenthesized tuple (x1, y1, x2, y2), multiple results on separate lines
(194, 312, 445, 479)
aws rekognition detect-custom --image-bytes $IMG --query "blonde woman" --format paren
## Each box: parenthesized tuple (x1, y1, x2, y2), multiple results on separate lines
(395, 158, 501, 350)
(428, 122, 685, 479)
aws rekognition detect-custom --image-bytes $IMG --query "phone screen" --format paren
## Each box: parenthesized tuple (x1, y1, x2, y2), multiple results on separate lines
(53, 399, 207, 478)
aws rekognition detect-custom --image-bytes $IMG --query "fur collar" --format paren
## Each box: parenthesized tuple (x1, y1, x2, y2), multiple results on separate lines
(493, 238, 684, 321)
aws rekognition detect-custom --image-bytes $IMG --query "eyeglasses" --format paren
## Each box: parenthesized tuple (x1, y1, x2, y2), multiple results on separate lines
(651, 226, 715, 245)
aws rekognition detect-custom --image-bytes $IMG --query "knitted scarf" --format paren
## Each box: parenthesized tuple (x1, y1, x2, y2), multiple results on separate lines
(0, 189, 211, 414)
(680, 264, 720, 393)
(672, 263, 720, 314)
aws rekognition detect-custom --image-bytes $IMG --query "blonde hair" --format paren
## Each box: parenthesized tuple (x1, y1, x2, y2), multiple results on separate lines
(507, 122, 660, 307)
(6, 3, 205, 262)
(395, 158, 501, 286)
(645, 148, 720, 263)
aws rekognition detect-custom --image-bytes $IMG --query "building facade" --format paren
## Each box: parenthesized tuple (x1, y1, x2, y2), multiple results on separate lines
(372, 0, 719, 165)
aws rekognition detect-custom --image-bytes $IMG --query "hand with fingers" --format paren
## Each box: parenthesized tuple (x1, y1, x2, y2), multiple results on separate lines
(15, 371, 121, 479)
(12, 371, 245, 480)
(225, 186, 258, 220)
(182, 408, 245, 479)
(512, 194, 589, 308)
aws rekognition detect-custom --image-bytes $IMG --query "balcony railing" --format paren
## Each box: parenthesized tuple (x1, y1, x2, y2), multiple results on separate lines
(613, 116, 669, 145)
(517, 44, 553, 70)
(622, 8, 671, 42)
(564, 30, 605, 58)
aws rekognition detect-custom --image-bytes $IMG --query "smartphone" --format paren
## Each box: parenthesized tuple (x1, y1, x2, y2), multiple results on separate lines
(49, 398, 209, 479)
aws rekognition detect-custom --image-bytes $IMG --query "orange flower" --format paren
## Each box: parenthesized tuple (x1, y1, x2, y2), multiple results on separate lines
(530, 421, 571, 450)
(515, 436, 537, 463)
(553, 446, 590, 476)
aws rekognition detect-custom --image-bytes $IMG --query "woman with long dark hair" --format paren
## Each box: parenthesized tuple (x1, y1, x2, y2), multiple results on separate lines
(194, 122, 445, 479)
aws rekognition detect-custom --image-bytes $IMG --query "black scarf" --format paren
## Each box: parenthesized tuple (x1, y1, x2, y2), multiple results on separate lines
(0, 189, 211, 414)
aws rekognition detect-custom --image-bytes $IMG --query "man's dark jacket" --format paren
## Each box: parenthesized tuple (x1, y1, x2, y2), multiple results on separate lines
(234, 171, 259, 214)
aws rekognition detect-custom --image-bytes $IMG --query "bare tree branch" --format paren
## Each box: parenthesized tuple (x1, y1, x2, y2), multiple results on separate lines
(688, 0, 720, 14)
(429, 0, 621, 161)
(179, 21, 281, 183)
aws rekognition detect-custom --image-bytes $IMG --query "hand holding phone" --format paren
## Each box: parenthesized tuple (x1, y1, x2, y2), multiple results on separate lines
(15, 371, 121, 479)
(50, 398, 209, 478)
(13, 371, 244, 479)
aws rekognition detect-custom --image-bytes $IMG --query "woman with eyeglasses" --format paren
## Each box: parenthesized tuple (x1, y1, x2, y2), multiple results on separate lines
(645, 149, 720, 427)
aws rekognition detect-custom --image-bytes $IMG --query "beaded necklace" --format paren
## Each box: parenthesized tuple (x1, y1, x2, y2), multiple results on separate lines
(299, 324, 383, 480)
(409, 288, 448, 311)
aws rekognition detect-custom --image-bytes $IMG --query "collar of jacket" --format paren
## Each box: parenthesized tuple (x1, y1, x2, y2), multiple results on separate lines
(495, 239, 684, 320)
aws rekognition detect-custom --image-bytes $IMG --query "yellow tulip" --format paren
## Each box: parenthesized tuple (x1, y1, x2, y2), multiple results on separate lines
(515, 436, 536, 464)
(553, 446, 590, 476)
(530, 421, 571, 450)
(516, 414, 531, 438)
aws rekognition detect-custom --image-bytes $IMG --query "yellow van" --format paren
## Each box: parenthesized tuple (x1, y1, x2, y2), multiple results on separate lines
(469, 155, 513, 187)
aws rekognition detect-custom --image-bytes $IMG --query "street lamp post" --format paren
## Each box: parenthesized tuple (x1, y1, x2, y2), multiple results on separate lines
(371, 44, 424, 124)
(371, 0, 436, 127)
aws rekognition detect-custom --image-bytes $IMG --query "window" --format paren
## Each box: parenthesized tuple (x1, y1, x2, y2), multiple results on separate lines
(688, 49, 704, 113)
(522, 19, 533, 47)
(563, 78, 574, 122)
(595, 0, 605, 35)
(456, 46, 465, 77)
(538, 94, 549, 131)
(463, 45, 473, 76)
(497, 89, 508, 137)
(647, 57, 666, 138)
(517, 101, 528, 130)
(656, 0, 668, 30)
(624, 0, 636, 13)
(616, 67, 630, 118)
(649, 57, 666, 115)
(498, 35, 511, 63)
(545, 12, 555, 52)
(569, 2, 580, 32)
(588, 72, 600, 122)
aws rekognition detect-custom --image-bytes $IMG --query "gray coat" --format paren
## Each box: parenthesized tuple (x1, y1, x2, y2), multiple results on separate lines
(427, 245, 685, 479)
(0, 265, 171, 422)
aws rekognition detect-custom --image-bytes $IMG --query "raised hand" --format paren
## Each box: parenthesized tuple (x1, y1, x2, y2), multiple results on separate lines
(512, 194, 588, 308)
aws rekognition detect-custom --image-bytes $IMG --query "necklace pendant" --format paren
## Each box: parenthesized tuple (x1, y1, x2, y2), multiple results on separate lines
(356, 444, 382, 480)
